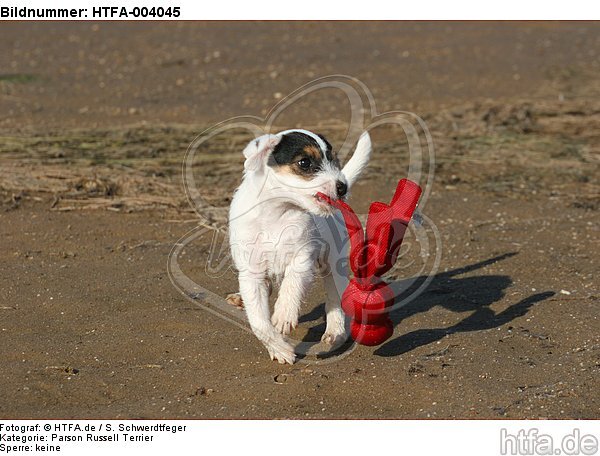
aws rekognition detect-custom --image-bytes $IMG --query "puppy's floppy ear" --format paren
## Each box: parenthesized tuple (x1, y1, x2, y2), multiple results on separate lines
(243, 134, 280, 172)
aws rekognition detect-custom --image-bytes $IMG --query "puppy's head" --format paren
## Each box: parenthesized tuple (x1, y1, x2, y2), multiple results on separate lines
(242, 129, 346, 216)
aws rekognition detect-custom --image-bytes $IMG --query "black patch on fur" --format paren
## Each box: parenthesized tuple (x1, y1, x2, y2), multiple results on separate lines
(267, 131, 323, 171)
(268, 132, 322, 164)
(267, 131, 341, 177)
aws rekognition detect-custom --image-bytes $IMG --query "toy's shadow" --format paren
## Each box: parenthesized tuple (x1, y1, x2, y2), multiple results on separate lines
(377, 252, 555, 356)
(300, 252, 555, 358)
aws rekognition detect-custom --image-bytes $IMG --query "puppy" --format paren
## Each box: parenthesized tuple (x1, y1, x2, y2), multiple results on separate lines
(228, 129, 371, 364)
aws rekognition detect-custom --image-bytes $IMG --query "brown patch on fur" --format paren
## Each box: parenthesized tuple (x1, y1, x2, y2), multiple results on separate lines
(270, 145, 324, 179)
(272, 163, 314, 180)
(303, 145, 323, 161)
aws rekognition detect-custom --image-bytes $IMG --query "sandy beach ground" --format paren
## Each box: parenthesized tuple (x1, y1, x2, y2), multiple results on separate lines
(0, 22, 598, 418)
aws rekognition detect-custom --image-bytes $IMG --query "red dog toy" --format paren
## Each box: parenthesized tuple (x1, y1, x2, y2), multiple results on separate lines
(317, 179, 422, 346)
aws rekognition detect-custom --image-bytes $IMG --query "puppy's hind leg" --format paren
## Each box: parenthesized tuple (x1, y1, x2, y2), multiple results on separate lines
(226, 293, 244, 309)
(239, 273, 296, 364)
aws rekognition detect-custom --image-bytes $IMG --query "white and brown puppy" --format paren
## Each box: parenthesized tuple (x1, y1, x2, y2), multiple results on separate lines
(228, 129, 371, 364)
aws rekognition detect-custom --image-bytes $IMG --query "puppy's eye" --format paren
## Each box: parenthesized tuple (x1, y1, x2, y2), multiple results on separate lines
(297, 158, 311, 170)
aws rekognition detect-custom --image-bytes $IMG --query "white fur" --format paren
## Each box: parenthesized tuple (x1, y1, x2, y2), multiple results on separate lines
(228, 131, 371, 364)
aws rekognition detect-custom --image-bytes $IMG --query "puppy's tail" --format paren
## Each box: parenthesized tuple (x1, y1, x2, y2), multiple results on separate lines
(341, 132, 371, 188)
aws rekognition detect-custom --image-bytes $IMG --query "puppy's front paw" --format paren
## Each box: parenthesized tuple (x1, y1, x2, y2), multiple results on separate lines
(271, 309, 298, 336)
(265, 337, 296, 364)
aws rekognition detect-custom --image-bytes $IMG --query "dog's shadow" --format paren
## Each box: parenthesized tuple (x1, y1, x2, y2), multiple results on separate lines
(300, 252, 555, 358)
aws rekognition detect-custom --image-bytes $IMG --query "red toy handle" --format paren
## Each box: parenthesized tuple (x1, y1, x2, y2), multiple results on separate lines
(317, 178, 422, 346)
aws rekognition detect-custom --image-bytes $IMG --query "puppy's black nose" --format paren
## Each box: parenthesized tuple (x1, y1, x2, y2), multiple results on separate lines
(336, 180, 348, 198)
